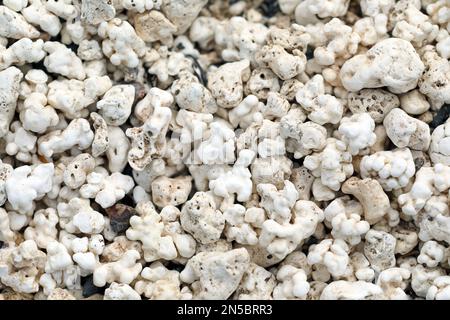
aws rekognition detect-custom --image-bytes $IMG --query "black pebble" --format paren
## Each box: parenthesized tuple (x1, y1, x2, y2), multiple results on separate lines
(259, 0, 280, 18)
(165, 261, 185, 273)
(306, 47, 314, 60)
(430, 104, 450, 130)
(81, 275, 106, 297)
(186, 55, 208, 86)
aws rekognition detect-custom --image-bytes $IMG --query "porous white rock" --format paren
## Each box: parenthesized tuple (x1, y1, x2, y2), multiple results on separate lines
(383, 108, 431, 151)
(180, 248, 250, 300)
(340, 38, 425, 94)
(0, 67, 22, 139)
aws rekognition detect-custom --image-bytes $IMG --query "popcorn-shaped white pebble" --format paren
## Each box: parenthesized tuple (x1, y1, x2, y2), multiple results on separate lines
(259, 92, 290, 120)
(313, 18, 360, 66)
(20, 92, 59, 134)
(376, 267, 411, 300)
(180, 248, 250, 300)
(338, 113, 376, 155)
(126, 202, 177, 262)
(0, 6, 39, 39)
(57, 198, 105, 234)
(390, 2, 438, 47)
(364, 230, 396, 272)
(77, 40, 103, 61)
(324, 196, 370, 246)
(223, 205, 261, 246)
(134, 262, 188, 300)
(384, 108, 430, 151)
(80, 171, 134, 209)
(46, 76, 112, 119)
(360, 148, 416, 191)
(197, 121, 235, 165)
(215, 16, 269, 64)
(360, 0, 394, 17)
(5, 121, 37, 163)
(160, 206, 196, 259)
(93, 250, 142, 287)
(209, 149, 255, 202)
(418, 241, 446, 268)
(0, 240, 46, 293)
(0, 208, 15, 243)
(295, 75, 343, 125)
(353, 16, 387, 47)
(412, 264, 446, 298)
(98, 18, 147, 68)
(0, 66, 22, 138)
(259, 200, 324, 261)
(97, 85, 135, 126)
(227, 94, 263, 129)
(430, 119, 450, 165)
(256, 44, 306, 80)
(416, 196, 450, 245)
(307, 239, 350, 277)
(24, 208, 58, 249)
(22, 0, 61, 36)
(340, 38, 425, 94)
(104, 282, 141, 300)
(43, 42, 85, 80)
(320, 281, 384, 300)
(304, 138, 353, 191)
(0, 38, 45, 70)
(45, 0, 77, 20)
(257, 180, 298, 224)
(181, 191, 225, 244)
(207, 59, 250, 108)
(44, 241, 73, 273)
(38, 118, 94, 158)
(436, 28, 450, 59)
(427, 276, 450, 300)
(5, 163, 54, 214)
(175, 109, 212, 145)
(398, 165, 450, 217)
(106, 126, 130, 173)
(295, 0, 350, 25)
(4, 0, 28, 11)
(418, 49, 450, 108)
(273, 265, 310, 300)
